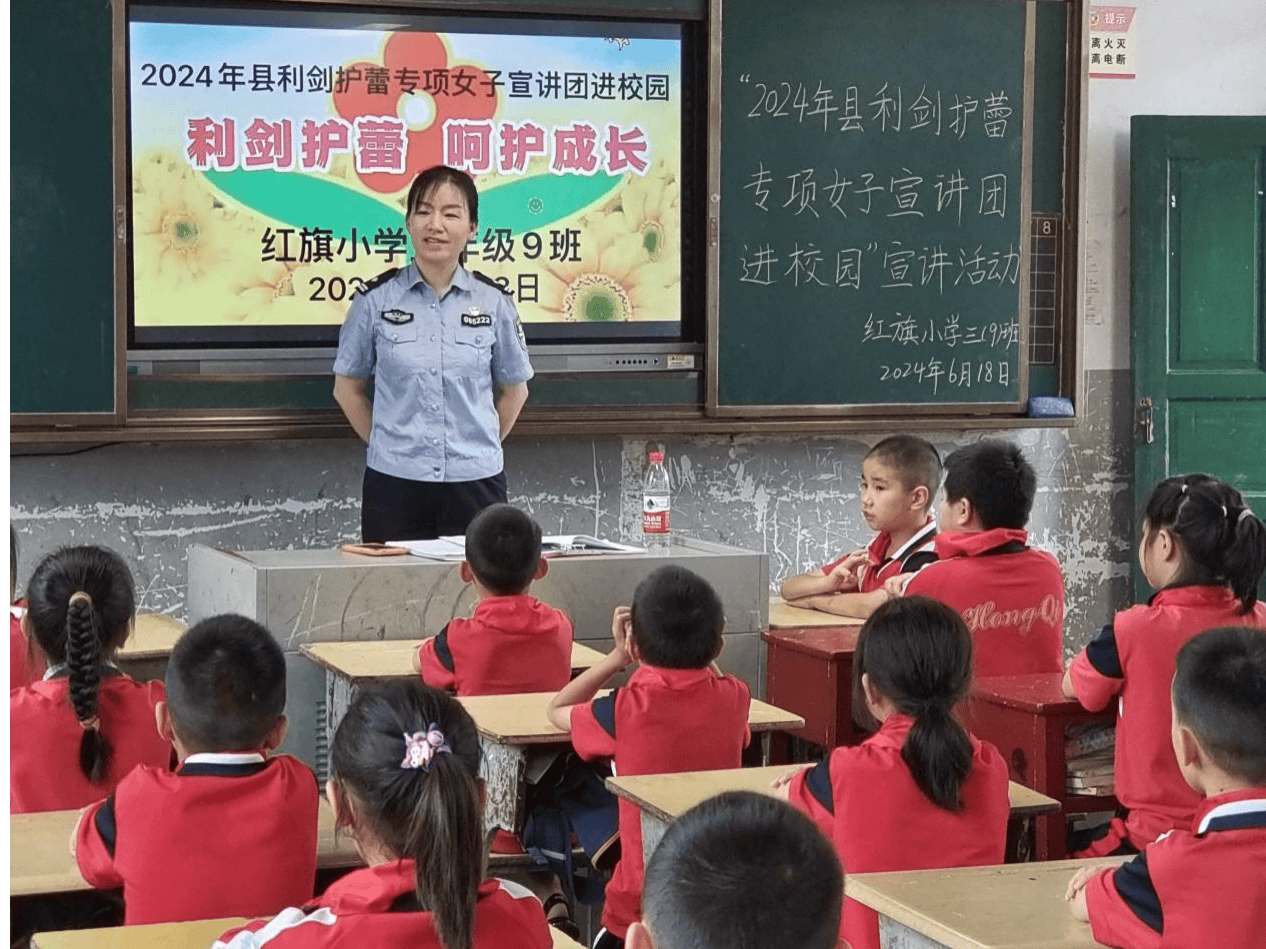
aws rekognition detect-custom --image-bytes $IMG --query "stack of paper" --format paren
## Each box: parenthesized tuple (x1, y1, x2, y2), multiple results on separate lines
(387, 534, 645, 561)
(1065, 722, 1115, 796)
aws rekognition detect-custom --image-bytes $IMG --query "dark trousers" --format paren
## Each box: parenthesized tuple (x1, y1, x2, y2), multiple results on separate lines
(361, 467, 507, 542)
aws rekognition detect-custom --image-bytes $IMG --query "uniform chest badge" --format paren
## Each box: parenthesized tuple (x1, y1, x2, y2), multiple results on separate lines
(381, 309, 413, 325)
(461, 307, 493, 328)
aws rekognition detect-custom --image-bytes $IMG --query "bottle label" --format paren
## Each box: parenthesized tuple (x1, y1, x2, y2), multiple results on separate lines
(642, 496, 671, 534)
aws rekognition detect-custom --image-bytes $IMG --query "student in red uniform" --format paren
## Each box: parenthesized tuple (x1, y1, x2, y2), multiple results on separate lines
(1062, 473, 1266, 856)
(780, 435, 940, 619)
(890, 439, 1064, 678)
(10, 546, 172, 814)
(214, 680, 552, 949)
(629, 791, 843, 949)
(10, 526, 44, 689)
(547, 565, 753, 949)
(778, 596, 1011, 949)
(416, 503, 573, 696)
(75, 614, 318, 924)
(1067, 626, 1266, 948)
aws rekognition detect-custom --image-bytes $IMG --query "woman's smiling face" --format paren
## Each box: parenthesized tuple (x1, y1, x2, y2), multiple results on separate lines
(406, 181, 476, 276)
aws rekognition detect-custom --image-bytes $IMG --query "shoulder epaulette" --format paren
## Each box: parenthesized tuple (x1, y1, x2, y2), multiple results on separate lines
(471, 270, 514, 296)
(353, 267, 401, 297)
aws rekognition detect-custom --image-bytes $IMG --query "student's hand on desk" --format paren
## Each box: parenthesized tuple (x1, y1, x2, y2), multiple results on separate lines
(825, 553, 864, 592)
(1064, 866, 1099, 922)
(770, 764, 812, 799)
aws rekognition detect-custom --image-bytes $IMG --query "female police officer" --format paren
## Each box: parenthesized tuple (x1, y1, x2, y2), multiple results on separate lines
(333, 165, 533, 542)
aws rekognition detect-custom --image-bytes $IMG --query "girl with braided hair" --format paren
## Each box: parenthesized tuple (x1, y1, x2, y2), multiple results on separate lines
(10, 545, 172, 813)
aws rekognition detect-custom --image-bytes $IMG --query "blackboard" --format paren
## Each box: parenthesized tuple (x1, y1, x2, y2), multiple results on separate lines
(713, 0, 1035, 412)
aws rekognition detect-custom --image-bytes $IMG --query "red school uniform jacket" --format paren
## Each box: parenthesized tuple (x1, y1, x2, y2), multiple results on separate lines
(9, 673, 172, 814)
(1068, 585, 1266, 848)
(904, 528, 1064, 678)
(822, 518, 938, 594)
(10, 604, 45, 690)
(212, 861, 552, 949)
(76, 752, 320, 924)
(1083, 787, 1266, 949)
(569, 664, 752, 940)
(418, 595, 573, 697)
(787, 713, 1011, 949)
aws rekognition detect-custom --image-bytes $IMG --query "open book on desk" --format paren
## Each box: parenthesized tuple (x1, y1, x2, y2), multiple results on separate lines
(386, 538, 466, 561)
(540, 535, 645, 556)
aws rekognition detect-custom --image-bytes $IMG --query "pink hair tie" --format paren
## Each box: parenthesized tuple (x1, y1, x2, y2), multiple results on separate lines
(79, 716, 101, 732)
(68, 591, 93, 608)
(401, 725, 451, 771)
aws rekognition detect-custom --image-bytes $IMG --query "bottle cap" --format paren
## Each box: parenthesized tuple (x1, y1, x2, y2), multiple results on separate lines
(648, 452, 664, 463)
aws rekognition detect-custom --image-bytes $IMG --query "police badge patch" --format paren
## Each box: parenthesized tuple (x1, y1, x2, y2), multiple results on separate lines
(381, 309, 413, 324)
(461, 308, 493, 328)
(514, 315, 528, 352)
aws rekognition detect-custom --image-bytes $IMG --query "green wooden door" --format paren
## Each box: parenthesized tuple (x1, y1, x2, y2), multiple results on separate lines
(1131, 116, 1266, 601)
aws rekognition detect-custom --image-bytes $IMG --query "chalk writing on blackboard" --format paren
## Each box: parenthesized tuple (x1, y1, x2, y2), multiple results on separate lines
(737, 240, 1019, 290)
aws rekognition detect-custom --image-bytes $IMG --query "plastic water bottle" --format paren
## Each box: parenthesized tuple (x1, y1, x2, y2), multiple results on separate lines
(642, 450, 672, 553)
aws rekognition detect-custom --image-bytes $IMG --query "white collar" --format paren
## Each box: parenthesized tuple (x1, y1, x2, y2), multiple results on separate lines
(183, 751, 267, 766)
(887, 517, 938, 561)
(1197, 795, 1266, 834)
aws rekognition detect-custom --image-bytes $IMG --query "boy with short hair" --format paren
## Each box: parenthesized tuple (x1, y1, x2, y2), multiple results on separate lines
(627, 791, 843, 949)
(547, 566, 753, 949)
(416, 502, 573, 696)
(1066, 625, 1266, 947)
(896, 439, 1064, 677)
(74, 614, 318, 925)
(780, 435, 941, 619)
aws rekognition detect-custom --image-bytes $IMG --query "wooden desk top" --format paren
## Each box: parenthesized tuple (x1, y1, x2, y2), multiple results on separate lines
(607, 767, 1060, 824)
(460, 691, 805, 746)
(11, 797, 358, 898)
(769, 596, 866, 630)
(846, 857, 1125, 949)
(300, 639, 606, 682)
(31, 919, 586, 949)
(761, 623, 862, 659)
(969, 673, 1087, 714)
(117, 613, 187, 661)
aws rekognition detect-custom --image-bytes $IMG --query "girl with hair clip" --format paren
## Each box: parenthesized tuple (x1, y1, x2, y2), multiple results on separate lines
(777, 596, 1010, 949)
(1063, 472, 1266, 857)
(10, 546, 172, 814)
(214, 680, 551, 949)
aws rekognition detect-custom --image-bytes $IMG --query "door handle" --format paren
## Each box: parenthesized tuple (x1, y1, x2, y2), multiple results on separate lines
(1138, 396, 1154, 444)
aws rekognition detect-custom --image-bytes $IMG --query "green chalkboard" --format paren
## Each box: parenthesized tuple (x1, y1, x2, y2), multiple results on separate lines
(716, 0, 1033, 410)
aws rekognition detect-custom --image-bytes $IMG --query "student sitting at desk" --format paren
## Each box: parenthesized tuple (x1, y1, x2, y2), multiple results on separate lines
(11, 546, 172, 814)
(629, 790, 843, 949)
(777, 597, 1010, 949)
(416, 503, 574, 697)
(547, 566, 753, 949)
(780, 435, 940, 620)
(1067, 626, 1266, 948)
(75, 614, 319, 924)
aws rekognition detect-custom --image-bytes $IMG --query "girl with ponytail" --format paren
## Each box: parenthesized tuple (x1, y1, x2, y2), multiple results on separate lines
(778, 596, 1010, 949)
(1063, 472, 1266, 857)
(214, 680, 551, 949)
(10, 545, 172, 813)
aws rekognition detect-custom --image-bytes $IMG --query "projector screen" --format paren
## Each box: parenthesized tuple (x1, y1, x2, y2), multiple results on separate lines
(128, 2, 687, 348)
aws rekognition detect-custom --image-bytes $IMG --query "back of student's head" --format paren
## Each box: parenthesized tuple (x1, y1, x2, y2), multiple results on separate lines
(640, 790, 842, 949)
(331, 680, 483, 949)
(1141, 473, 1266, 613)
(464, 503, 542, 596)
(165, 614, 286, 753)
(942, 439, 1036, 529)
(853, 596, 975, 810)
(1173, 625, 1266, 785)
(25, 545, 136, 784)
(630, 565, 724, 669)
(865, 435, 942, 503)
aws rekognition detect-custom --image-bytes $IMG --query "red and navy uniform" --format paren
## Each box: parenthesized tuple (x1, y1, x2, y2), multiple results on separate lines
(787, 713, 1010, 949)
(10, 673, 172, 814)
(10, 603, 44, 690)
(1068, 585, 1266, 852)
(76, 752, 319, 924)
(904, 528, 1064, 677)
(417, 596, 573, 697)
(822, 518, 938, 594)
(1083, 788, 1266, 949)
(569, 665, 751, 940)
(213, 861, 552, 949)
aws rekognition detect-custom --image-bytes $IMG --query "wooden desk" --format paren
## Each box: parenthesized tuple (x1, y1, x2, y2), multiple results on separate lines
(461, 691, 804, 840)
(847, 857, 1125, 949)
(763, 599, 863, 756)
(607, 766, 1060, 865)
(962, 674, 1118, 860)
(115, 613, 187, 681)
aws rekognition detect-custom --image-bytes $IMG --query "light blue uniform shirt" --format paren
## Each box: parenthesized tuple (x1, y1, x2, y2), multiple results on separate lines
(333, 262, 534, 483)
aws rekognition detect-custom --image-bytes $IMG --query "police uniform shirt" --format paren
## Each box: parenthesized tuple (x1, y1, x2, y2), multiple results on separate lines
(334, 262, 535, 483)
(1068, 585, 1266, 849)
(417, 595, 574, 697)
(76, 752, 319, 925)
(213, 862, 552, 949)
(788, 713, 1011, 949)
